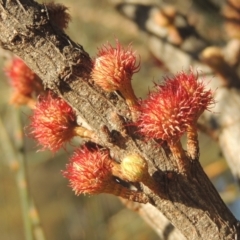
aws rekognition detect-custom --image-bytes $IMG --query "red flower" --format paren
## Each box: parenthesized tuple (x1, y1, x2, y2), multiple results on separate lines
(5, 57, 42, 96)
(63, 147, 114, 195)
(29, 93, 76, 152)
(138, 82, 189, 143)
(92, 39, 140, 92)
(137, 71, 213, 143)
(91, 40, 140, 114)
(168, 71, 214, 120)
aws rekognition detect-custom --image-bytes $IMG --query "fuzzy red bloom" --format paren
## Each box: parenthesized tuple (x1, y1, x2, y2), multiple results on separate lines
(63, 147, 114, 195)
(166, 71, 214, 120)
(29, 93, 76, 152)
(138, 83, 189, 143)
(5, 57, 42, 96)
(137, 71, 214, 143)
(92, 40, 140, 92)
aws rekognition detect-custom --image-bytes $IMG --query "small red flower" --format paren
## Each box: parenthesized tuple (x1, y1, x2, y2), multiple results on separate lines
(165, 71, 214, 120)
(138, 82, 189, 143)
(63, 147, 149, 203)
(29, 93, 76, 152)
(137, 71, 214, 143)
(92, 39, 140, 92)
(5, 57, 42, 96)
(91, 40, 140, 114)
(63, 146, 114, 195)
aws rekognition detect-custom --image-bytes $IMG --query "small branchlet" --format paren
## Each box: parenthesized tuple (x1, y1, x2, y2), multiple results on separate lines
(154, 6, 183, 45)
(200, 46, 240, 87)
(222, 0, 240, 39)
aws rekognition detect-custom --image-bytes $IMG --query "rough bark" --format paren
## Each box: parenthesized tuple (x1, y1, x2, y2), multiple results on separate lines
(0, 1, 239, 239)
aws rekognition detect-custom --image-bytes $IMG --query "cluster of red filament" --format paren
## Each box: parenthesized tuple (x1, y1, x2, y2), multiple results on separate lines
(137, 71, 213, 144)
(62, 147, 113, 195)
(29, 93, 77, 152)
(91, 40, 140, 92)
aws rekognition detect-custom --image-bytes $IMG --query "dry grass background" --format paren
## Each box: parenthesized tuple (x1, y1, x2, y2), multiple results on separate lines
(0, 0, 239, 240)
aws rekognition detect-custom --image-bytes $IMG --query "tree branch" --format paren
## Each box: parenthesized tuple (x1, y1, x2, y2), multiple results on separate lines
(0, 1, 239, 239)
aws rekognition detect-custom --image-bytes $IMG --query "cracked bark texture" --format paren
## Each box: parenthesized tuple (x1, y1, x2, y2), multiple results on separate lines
(0, 1, 239, 239)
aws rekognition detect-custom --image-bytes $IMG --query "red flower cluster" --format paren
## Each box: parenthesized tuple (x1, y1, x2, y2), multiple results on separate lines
(137, 71, 213, 143)
(29, 93, 76, 152)
(63, 147, 113, 195)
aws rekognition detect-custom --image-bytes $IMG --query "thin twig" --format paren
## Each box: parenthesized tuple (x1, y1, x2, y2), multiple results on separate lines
(0, 108, 45, 240)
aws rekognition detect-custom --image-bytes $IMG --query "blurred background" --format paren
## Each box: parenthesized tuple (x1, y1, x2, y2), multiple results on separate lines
(0, 0, 239, 239)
